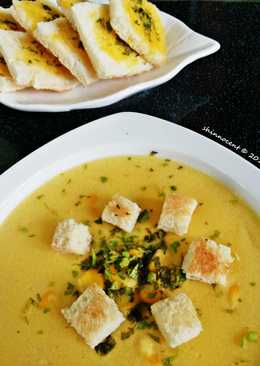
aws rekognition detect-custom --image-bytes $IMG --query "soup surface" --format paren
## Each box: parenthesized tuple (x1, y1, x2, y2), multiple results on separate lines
(0, 155, 259, 366)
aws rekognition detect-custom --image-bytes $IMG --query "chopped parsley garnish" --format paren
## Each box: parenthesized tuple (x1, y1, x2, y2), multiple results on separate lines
(100, 176, 108, 183)
(163, 356, 176, 366)
(171, 241, 180, 253)
(210, 230, 220, 240)
(170, 185, 177, 191)
(64, 282, 76, 296)
(72, 270, 79, 278)
(137, 209, 150, 223)
(95, 335, 116, 355)
(121, 327, 135, 340)
(148, 333, 160, 343)
(94, 217, 103, 224)
(36, 194, 44, 200)
(150, 151, 158, 156)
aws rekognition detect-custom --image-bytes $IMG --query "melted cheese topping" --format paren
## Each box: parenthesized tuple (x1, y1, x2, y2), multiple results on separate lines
(0, 56, 10, 77)
(17, 36, 70, 76)
(93, 7, 140, 64)
(124, 0, 166, 55)
(0, 12, 23, 31)
(59, 0, 80, 9)
(15, 0, 60, 30)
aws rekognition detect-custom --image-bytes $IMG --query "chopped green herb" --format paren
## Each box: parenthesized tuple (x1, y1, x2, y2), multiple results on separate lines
(72, 270, 79, 278)
(170, 185, 177, 191)
(210, 230, 220, 240)
(163, 356, 176, 366)
(158, 192, 165, 198)
(137, 209, 150, 223)
(150, 151, 158, 156)
(149, 168, 154, 172)
(19, 226, 29, 233)
(83, 164, 88, 169)
(64, 282, 75, 296)
(127, 157, 132, 160)
(100, 176, 108, 183)
(148, 333, 160, 343)
(147, 272, 156, 283)
(246, 331, 258, 342)
(66, 178, 72, 185)
(121, 327, 135, 340)
(95, 335, 116, 355)
(140, 186, 147, 191)
(94, 217, 103, 224)
(250, 282, 256, 287)
(37, 330, 44, 335)
(137, 320, 153, 330)
(171, 241, 180, 253)
(43, 308, 50, 314)
(91, 249, 97, 266)
(36, 194, 44, 200)
(177, 165, 183, 170)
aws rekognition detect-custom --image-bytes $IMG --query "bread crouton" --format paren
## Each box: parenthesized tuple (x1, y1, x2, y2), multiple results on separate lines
(182, 238, 234, 286)
(102, 194, 141, 233)
(151, 293, 202, 348)
(52, 218, 92, 255)
(158, 194, 198, 235)
(110, 0, 167, 66)
(62, 283, 125, 348)
(71, 2, 152, 79)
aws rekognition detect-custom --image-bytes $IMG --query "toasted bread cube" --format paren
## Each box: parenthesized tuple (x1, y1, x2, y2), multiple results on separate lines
(110, 0, 167, 66)
(0, 31, 77, 91)
(158, 194, 198, 235)
(182, 238, 234, 286)
(101, 194, 141, 233)
(52, 218, 92, 255)
(71, 3, 152, 79)
(62, 283, 125, 348)
(151, 293, 202, 348)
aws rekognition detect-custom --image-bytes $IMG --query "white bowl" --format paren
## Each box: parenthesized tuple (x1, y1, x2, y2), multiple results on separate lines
(0, 11, 220, 112)
(0, 112, 259, 224)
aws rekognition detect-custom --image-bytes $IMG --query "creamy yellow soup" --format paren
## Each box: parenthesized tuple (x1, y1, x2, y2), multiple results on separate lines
(0, 155, 259, 366)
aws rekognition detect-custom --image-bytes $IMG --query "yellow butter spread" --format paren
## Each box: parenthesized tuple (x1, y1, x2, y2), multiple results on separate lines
(93, 7, 140, 64)
(0, 56, 10, 77)
(59, 0, 80, 9)
(124, 0, 166, 56)
(0, 12, 23, 31)
(17, 36, 69, 76)
(16, 0, 60, 30)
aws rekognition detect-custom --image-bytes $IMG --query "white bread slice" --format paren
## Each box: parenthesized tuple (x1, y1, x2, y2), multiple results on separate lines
(71, 3, 152, 79)
(182, 238, 234, 286)
(0, 7, 25, 92)
(12, 0, 61, 32)
(0, 56, 25, 92)
(34, 18, 97, 85)
(110, 0, 167, 66)
(101, 194, 141, 233)
(151, 293, 202, 348)
(62, 283, 125, 348)
(158, 194, 198, 235)
(0, 30, 77, 91)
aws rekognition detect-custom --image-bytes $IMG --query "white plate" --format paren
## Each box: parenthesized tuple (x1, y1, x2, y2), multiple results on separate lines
(0, 11, 220, 112)
(0, 112, 259, 224)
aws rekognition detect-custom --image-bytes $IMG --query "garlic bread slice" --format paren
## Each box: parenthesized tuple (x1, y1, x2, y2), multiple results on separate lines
(71, 3, 152, 79)
(12, 0, 97, 85)
(110, 0, 167, 66)
(34, 17, 97, 85)
(0, 7, 25, 92)
(0, 31, 77, 91)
